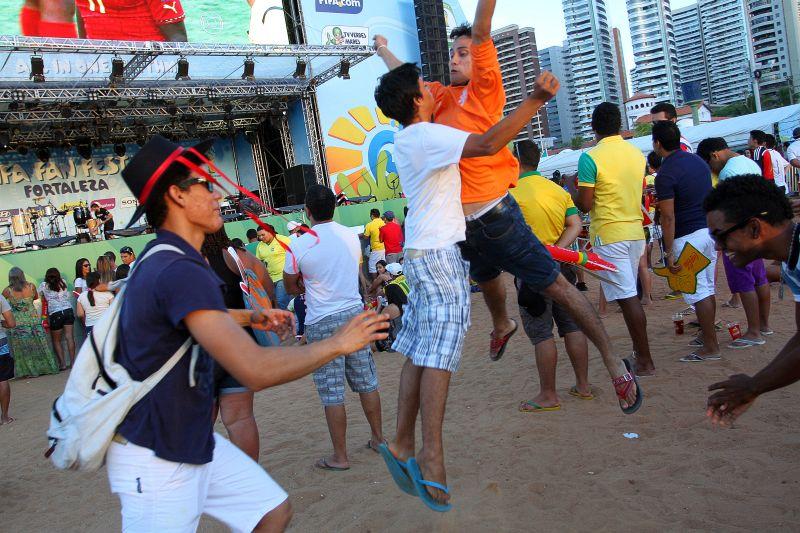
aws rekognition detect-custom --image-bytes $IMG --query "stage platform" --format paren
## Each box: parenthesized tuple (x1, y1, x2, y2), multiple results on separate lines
(0, 199, 406, 288)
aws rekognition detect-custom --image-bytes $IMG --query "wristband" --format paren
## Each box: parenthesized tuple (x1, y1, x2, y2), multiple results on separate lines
(376, 44, 387, 53)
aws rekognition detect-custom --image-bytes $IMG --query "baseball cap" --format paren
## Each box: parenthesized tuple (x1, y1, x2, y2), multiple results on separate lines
(287, 221, 301, 231)
(120, 246, 134, 254)
(383, 210, 395, 220)
(386, 263, 402, 276)
(793, 127, 800, 139)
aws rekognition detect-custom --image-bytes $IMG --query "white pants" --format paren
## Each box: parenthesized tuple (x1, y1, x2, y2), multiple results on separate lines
(368, 250, 385, 273)
(673, 228, 717, 305)
(593, 240, 646, 301)
(106, 433, 287, 532)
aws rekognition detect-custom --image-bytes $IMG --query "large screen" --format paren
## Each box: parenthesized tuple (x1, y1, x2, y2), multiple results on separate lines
(1, 0, 291, 44)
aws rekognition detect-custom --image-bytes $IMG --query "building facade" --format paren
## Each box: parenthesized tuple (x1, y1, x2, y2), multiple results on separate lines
(674, 3, 711, 102)
(563, 0, 622, 139)
(745, 0, 797, 101)
(698, 0, 752, 105)
(491, 24, 549, 143)
(539, 44, 575, 145)
(627, 0, 683, 105)
(624, 92, 657, 130)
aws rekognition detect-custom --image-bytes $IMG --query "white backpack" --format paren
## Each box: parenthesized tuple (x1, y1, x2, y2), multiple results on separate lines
(45, 244, 194, 471)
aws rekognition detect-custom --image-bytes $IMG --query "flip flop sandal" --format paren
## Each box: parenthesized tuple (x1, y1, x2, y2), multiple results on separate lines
(407, 458, 452, 512)
(519, 400, 561, 412)
(568, 386, 594, 400)
(761, 329, 775, 335)
(728, 338, 766, 349)
(721, 302, 741, 309)
(377, 443, 417, 496)
(315, 458, 350, 471)
(688, 338, 704, 347)
(489, 319, 518, 362)
(613, 359, 643, 415)
(680, 353, 706, 362)
(366, 440, 385, 453)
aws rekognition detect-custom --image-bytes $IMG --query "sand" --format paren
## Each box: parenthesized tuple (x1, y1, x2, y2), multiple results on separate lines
(3, 274, 800, 532)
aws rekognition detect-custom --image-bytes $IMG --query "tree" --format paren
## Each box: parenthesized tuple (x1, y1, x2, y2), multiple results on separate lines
(570, 136, 585, 150)
(634, 122, 653, 138)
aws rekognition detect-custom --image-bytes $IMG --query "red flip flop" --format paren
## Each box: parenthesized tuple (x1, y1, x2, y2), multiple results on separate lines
(489, 319, 518, 361)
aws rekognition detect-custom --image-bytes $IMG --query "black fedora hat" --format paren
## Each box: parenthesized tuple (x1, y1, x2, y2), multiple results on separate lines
(122, 135, 214, 228)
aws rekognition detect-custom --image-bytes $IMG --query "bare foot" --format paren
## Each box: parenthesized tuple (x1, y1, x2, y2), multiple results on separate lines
(641, 297, 652, 306)
(315, 455, 349, 470)
(526, 392, 560, 409)
(388, 440, 413, 463)
(417, 451, 450, 507)
(0, 416, 15, 425)
(491, 318, 516, 340)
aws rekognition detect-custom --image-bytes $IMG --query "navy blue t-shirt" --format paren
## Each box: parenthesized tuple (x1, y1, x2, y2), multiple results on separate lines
(654, 150, 712, 239)
(116, 230, 226, 464)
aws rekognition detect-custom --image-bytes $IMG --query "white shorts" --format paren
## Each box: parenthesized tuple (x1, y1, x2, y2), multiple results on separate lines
(368, 250, 386, 273)
(106, 433, 288, 533)
(673, 228, 717, 305)
(594, 240, 646, 301)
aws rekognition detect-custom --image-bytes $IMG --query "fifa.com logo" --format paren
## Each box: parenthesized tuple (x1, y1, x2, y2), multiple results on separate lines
(316, 0, 363, 15)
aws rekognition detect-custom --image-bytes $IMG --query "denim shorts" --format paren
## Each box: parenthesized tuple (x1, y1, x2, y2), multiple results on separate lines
(49, 308, 75, 331)
(459, 194, 560, 291)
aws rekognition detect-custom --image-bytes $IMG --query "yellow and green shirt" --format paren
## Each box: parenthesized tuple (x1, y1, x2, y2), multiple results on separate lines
(256, 234, 292, 282)
(577, 135, 646, 246)
(364, 218, 385, 252)
(510, 171, 579, 246)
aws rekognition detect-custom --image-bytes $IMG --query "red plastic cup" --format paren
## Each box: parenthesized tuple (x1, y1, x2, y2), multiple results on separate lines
(728, 322, 742, 340)
(673, 316, 684, 335)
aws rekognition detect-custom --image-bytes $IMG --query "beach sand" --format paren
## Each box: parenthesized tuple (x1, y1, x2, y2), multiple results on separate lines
(3, 274, 800, 532)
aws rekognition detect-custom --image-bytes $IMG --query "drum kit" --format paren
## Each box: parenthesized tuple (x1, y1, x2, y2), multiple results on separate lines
(0, 198, 101, 252)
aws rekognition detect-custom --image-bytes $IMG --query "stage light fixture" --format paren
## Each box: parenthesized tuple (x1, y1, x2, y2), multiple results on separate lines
(175, 56, 190, 80)
(17, 144, 29, 156)
(36, 147, 50, 163)
(242, 57, 255, 80)
(293, 59, 307, 79)
(76, 138, 92, 160)
(113, 143, 126, 157)
(30, 55, 45, 82)
(110, 56, 124, 84)
(87, 89, 99, 102)
(338, 60, 351, 80)
(254, 85, 265, 96)
(11, 89, 25, 102)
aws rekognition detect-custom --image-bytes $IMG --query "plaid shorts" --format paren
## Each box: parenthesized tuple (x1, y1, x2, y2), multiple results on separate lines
(392, 245, 471, 373)
(306, 305, 379, 406)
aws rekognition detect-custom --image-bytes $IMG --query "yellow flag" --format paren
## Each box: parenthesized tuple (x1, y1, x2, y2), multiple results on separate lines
(653, 243, 711, 295)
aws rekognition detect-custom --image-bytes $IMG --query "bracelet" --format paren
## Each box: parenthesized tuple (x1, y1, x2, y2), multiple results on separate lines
(376, 44, 387, 53)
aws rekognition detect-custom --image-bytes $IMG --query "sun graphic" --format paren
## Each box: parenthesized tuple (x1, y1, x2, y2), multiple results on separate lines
(325, 106, 402, 201)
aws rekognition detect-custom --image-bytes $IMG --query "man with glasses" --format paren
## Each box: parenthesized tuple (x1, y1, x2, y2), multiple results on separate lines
(704, 175, 800, 427)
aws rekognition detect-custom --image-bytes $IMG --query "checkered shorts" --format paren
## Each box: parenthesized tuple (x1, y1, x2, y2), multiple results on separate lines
(392, 245, 471, 373)
(306, 305, 379, 406)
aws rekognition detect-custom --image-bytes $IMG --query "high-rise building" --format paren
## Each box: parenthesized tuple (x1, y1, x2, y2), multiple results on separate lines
(612, 27, 631, 103)
(491, 25, 549, 143)
(540, 44, 575, 145)
(698, 0, 752, 105)
(674, 3, 710, 102)
(782, 0, 800, 94)
(563, 0, 622, 138)
(627, 0, 683, 105)
(745, 0, 796, 100)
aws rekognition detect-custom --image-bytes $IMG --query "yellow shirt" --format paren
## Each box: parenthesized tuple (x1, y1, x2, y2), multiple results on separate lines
(577, 135, 646, 246)
(510, 171, 579, 246)
(256, 234, 291, 282)
(364, 218, 385, 251)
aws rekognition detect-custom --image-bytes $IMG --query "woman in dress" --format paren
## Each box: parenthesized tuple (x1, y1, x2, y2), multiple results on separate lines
(76, 272, 114, 338)
(39, 267, 76, 370)
(2, 267, 58, 377)
(73, 257, 91, 295)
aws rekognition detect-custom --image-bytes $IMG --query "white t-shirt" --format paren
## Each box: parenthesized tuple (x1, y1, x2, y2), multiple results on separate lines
(77, 290, 114, 327)
(392, 122, 470, 250)
(284, 221, 362, 325)
(786, 139, 800, 163)
(768, 148, 789, 188)
(0, 294, 10, 341)
(74, 277, 87, 293)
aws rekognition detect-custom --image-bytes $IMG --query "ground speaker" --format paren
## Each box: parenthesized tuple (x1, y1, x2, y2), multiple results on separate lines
(414, 0, 450, 85)
(283, 164, 317, 206)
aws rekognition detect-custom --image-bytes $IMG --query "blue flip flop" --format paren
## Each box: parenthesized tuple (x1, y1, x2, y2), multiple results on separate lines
(406, 458, 452, 512)
(377, 443, 417, 496)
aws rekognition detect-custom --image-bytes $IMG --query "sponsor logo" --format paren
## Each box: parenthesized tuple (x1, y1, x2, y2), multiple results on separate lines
(162, 1, 179, 13)
(316, 0, 363, 15)
(93, 198, 116, 210)
(322, 26, 369, 46)
(121, 196, 139, 208)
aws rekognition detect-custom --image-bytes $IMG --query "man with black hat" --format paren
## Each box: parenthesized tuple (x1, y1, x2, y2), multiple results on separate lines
(105, 135, 389, 532)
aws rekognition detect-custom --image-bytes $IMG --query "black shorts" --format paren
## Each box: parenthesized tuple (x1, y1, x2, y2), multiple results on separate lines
(48, 308, 75, 331)
(385, 284, 407, 313)
(0, 339, 13, 381)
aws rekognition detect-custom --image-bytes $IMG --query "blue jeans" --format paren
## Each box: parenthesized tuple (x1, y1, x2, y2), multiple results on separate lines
(274, 280, 291, 310)
(459, 194, 560, 292)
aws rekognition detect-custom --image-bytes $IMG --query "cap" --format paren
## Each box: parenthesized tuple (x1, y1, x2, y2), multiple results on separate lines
(383, 210, 395, 220)
(794, 127, 800, 139)
(120, 246, 134, 255)
(287, 221, 301, 231)
(386, 262, 402, 276)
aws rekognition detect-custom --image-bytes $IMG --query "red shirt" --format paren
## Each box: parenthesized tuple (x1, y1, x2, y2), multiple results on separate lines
(379, 221, 403, 254)
(76, 0, 185, 41)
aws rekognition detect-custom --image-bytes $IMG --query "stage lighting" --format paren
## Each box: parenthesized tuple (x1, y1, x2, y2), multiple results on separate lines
(175, 57, 190, 80)
(113, 143, 126, 157)
(110, 56, 124, 84)
(293, 59, 307, 79)
(17, 144, 29, 156)
(11, 89, 25, 102)
(87, 89, 99, 102)
(338, 60, 350, 80)
(76, 138, 92, 160)
(242, 57, 255, 80)
(30, 55, 45, 82)
(36, 147, 50, 163)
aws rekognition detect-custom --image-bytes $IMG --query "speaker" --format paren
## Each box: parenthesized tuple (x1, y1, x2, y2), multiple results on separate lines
(414, 0, 450, 85)
(283, 164, 317, 206)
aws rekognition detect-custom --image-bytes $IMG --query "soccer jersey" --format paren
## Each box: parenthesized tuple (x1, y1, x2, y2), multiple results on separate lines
(76, 0, 185, 41)
(752, 146, 775, 180)
(256, 234, 291, 282)
(364, 218, 385, 251)
(510, 171, 579, 246)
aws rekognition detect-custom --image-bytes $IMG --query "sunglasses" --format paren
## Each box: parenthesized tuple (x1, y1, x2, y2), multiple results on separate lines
(177, 177, 215, 193)
(710, 211, 768, 247)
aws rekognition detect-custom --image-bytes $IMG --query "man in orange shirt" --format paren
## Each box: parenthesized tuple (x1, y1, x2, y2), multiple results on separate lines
(375, 0, 639, 411)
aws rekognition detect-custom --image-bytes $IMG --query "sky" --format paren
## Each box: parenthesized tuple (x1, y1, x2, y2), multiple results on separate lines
(458, 0, 697, 84)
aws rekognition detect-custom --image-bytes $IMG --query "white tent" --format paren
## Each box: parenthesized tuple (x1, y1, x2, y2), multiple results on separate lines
(538, 104, 800, 177)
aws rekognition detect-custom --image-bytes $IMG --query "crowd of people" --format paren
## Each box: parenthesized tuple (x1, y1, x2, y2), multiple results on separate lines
(3, 0, 800, 530)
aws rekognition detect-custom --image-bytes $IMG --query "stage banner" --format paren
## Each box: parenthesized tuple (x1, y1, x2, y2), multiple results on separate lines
(0, 138, 243, 231)
(298, 0, 467, 201)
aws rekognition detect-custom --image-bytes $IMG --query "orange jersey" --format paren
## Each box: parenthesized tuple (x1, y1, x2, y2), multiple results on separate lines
(427, 39, 519, 204)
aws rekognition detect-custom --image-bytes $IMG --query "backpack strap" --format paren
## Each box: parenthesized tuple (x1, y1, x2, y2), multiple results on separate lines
(138, 337, 194, 394)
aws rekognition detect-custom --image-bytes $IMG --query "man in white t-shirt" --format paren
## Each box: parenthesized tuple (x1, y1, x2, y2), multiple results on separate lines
(0, 294, 16, 424)
(283, 185, 384, 472)
(373, 63, 580, 512)
(765, 134, 790, 192)
(786, 128, 800, 171)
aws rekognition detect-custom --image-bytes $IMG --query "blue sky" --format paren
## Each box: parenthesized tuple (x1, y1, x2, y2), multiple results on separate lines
(458, 0, 696, 80)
